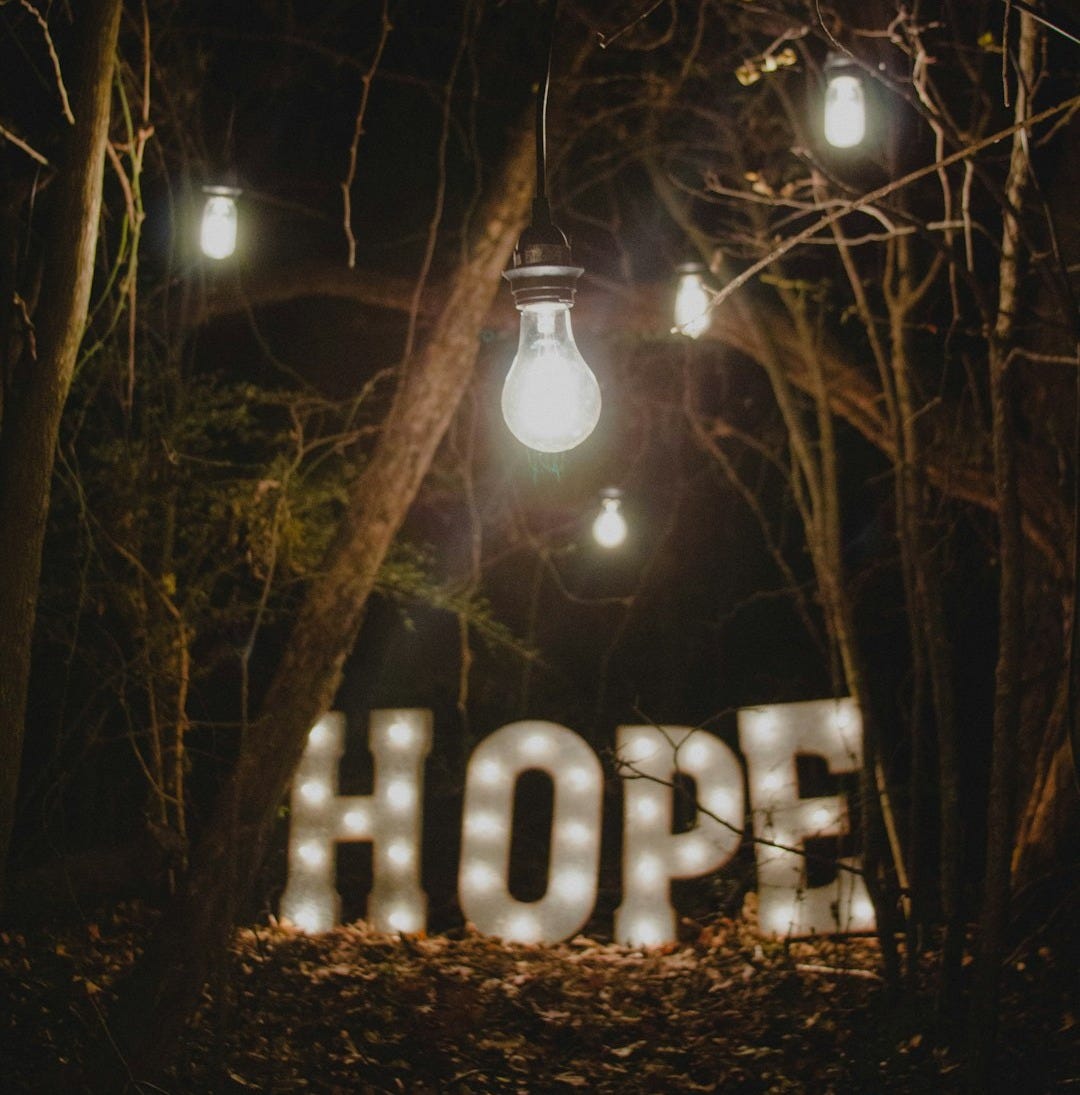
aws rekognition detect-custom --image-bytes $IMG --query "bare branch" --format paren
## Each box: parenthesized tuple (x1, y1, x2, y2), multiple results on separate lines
(341, 1, 392, 269)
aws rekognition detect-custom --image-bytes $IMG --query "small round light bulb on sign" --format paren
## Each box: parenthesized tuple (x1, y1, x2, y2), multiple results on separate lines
(823, 54, 866, 149)
(200, 185, 241, 260)
(592, 489, 627, 549)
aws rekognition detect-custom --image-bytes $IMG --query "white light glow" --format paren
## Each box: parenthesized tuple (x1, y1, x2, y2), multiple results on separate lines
(343, 807, 371, 833)
(559, 820, 591, 846)
(707, 789, 735, 816)
(504, 912, 542, 944)
(567, 767, 591, 792)
(199, 188, 239, 260)
(477, 759, 503, 785)
(634, 796, 661, 822)
(752, 713, 778, 743)
(824, 71, 866, 149)
(738, 698, 874, 938)
(522, 731, 552, 758)
(308, 719, 333, 750)
(592, 494, 628, 549)
(280, 709, 432, 937)
(386, 840, 414, 868)
(298, 841, 326, 868)
(387, 907, 420, 934)
(635, 855, 664, 886)
(289, 903, 329, 934)
(678, 837, 710, 869)
(552, 869, 591, 902)
(300, 780, 329, 805)
(386, 720, 415, 749)
(760, 771, 783, 792)
(615, 724, 745, 947)
(460, 720, 602, 944)
(465, 811, 502, 839)
(463, 863, 500, 893)
(385, 779, 415, 811)
(620, 734, 659, 766)
(766, 903, 797, 935)
(851, 897, 875, 926)
(502, 303, 601, 454)
(673, 265, 713, 338)
(629, 918, 665, 948)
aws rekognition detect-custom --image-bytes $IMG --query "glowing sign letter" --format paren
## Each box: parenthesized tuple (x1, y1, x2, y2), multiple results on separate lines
(739, 698, 874, 936)
(459, 721, 603, 943)
(614, 726, 745, 947)
(280, 709, 431, 934)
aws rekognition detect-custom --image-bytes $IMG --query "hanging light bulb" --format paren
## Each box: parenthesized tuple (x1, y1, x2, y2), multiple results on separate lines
(673, 262, 713, 339)
(502, 225, 601, 453)
(501, 0, 600, 454)
(592, 488, 627, 549)
(200, 184, 241, 260)
(823, 54, 866, 149)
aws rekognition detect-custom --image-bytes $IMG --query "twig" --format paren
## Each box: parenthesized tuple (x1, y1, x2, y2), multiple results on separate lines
(703, 94, 1080, 320)
(597, 0, 666, 49)
(17, 0, 74, 123)
(341, 0, 392, 268)
(795, 962, 883, 981)
(0, 120, 49, 165)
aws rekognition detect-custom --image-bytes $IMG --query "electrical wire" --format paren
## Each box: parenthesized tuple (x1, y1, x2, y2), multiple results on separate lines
(1002, 0, 1080, 48)
(533, 0, 558, 225)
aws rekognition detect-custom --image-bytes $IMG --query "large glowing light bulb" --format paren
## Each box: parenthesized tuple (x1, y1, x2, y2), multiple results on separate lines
(592, 490, 628, 549)
(501, 302, 601, 453)
(200, 186, 240, 259)
(673, 264, 713, 338)
(824, 60, 866, 149)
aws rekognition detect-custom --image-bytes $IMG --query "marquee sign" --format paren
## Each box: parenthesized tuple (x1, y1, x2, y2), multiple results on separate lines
(280, 698, 875, 944)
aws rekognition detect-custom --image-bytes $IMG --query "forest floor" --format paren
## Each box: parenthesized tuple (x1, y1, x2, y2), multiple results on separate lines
(1, 906, 1077, 1093)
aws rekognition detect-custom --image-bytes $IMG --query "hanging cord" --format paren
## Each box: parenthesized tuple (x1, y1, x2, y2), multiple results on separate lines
(532, 0, 558, 227)
(1001, 0, 1080, 48)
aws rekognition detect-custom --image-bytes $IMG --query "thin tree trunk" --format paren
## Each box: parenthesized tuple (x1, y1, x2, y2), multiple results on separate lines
(0, 0, 122, 906)
(103, 115, 534, 1084)
(966, 12, 1037, 1090)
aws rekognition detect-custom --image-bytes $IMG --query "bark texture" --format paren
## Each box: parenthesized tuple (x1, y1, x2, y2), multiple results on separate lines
(105, 116, 535, 1083)
(0, 0, 122, 904)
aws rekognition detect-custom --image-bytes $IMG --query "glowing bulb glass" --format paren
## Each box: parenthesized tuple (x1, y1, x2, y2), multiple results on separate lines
(522, 731, 552, 757)
(200, 191, 238, 259)
(386, 840, 413, 867)
(824, 72, 866, 149)
(300, 779, 329, 805)
(592, 497, 628, 549)
(387, 721, 415, 749)
(502, 303, 601, 453)
(673, 269, 712, 338)
(387, 907, 420, 933)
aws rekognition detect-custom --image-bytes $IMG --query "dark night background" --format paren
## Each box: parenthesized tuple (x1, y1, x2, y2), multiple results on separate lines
(1, 0, 1078, 1090)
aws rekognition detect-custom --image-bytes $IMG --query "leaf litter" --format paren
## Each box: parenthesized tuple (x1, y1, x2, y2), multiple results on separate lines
(0, 910, 1076, 1092)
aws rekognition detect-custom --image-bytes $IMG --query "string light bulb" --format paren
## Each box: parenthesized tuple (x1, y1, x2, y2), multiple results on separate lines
(501, 0, 600, 453)
(592, 488, 628, 548)
(823, 54, 866, 149)
(502, 227, 600, 453)
(199, 184, 241, 259)
(673, 263, 713, 338)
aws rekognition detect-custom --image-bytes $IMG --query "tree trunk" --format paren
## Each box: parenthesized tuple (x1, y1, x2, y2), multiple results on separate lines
(103, 115, 534, 1084)
(966, 12, 1037, 1090)
(0, 0, 123, 906)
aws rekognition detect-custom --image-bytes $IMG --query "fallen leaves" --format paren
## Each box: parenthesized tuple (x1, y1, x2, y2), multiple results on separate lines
(0, 907, 1076, 1092)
